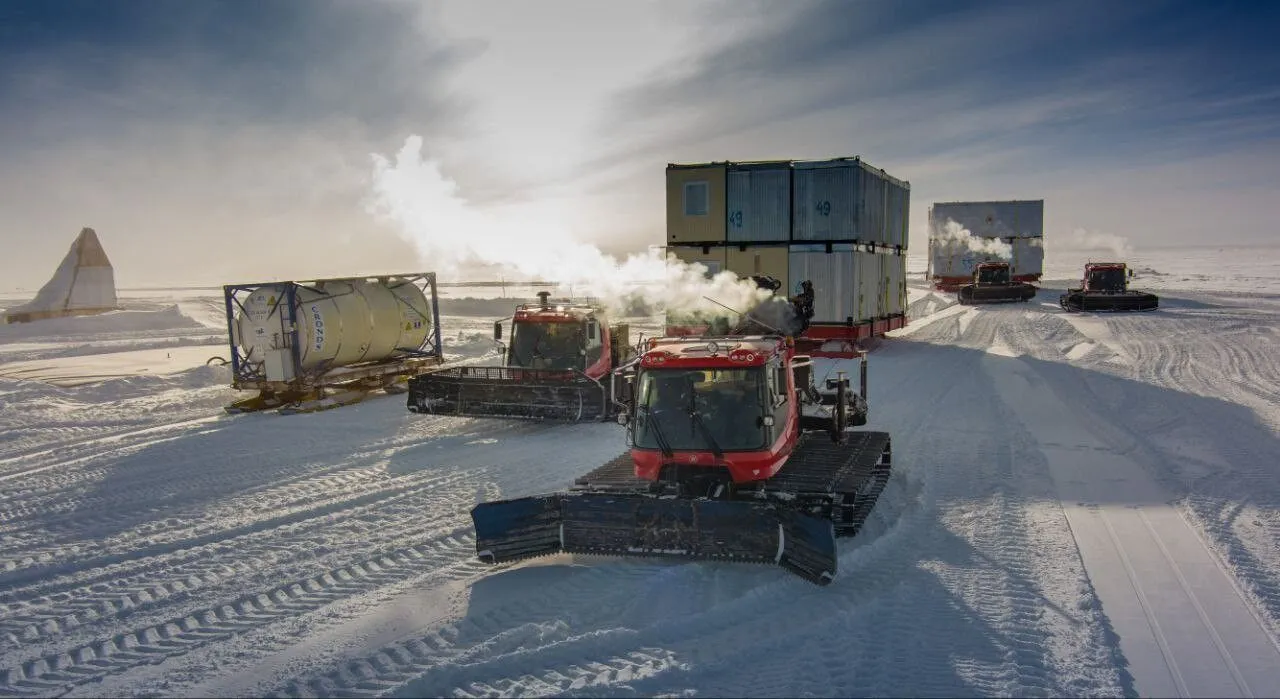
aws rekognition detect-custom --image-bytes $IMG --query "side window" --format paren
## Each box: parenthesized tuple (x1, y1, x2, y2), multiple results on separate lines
(683, 181, 709, 216)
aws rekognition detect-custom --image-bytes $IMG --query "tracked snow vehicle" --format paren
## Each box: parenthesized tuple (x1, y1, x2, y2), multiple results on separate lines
(1059, 262, 1158, 312)
(468, 331, 892, 586)
(957, 261, 1037, 305)
(407, 292, 638, 422)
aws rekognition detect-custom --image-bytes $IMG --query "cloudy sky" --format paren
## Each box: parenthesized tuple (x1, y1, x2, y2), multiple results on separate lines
(2, 0, 1277, 289)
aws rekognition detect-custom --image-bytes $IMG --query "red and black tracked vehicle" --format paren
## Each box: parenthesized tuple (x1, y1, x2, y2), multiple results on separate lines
(468, 326, 893, 586)
(407, 292, 638, 422)
(956, 261, 1037, 305)
(1060, 262, 1159, 313)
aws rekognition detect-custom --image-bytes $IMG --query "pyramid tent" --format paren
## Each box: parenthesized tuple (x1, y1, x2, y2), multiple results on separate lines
(4, 227, 118, 324)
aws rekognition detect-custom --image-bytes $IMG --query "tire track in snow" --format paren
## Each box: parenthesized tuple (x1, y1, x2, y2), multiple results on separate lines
(0, 529, 491, 698)
(0, 416, 222, 490)
(0, 414, 486, 564)
(0, 471, 496, 658)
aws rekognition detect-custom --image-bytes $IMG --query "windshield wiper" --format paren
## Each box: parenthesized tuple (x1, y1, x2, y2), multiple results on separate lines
(636, 405, 674, 458)
(636, 380, 673, 458)
(686, 390, 724, 459)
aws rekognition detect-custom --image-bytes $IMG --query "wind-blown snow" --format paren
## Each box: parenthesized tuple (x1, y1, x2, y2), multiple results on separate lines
(1, 247, 1279, 698)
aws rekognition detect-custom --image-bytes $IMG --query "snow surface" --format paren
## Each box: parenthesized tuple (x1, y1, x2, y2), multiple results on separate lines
(1, 248, 1279, 698)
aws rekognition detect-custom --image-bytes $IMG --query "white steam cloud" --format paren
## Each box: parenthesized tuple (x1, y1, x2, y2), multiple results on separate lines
(364, 136, 772, 318)
(934, 219, 1013, 260)
(1059, 227, 1134, 258)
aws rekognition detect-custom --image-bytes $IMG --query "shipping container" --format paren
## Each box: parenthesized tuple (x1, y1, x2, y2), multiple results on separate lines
(667, 244, 728, 278)
(879, 252, 907, 317)
(726, 162, 792, 243)
(929, 200, 1044, 239)
(789, 244, 858, 324)
(726, 244, 789, 293)
(857, 249, 881, 320)
(887, 183, 910, 249)
(927, 238, 1009, 281)
(666, 163, 727, 244)
(791, 158, 911, 247)
(1011, 236, 1044, 280)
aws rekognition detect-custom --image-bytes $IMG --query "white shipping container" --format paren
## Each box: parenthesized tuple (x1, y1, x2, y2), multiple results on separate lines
(726, 165, 791, 243)
(928, 236, 1012, 280)
(880, 252, 907, 316)
(857, 249, 880, 320)
(1011, 237, 1044, 278)
(929, 200, 1044, 239)
(789, 244, 861, 324)
(792, 159, 911, 247)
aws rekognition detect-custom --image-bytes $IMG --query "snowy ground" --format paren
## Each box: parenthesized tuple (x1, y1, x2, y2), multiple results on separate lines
(1, 249, 1279, 698)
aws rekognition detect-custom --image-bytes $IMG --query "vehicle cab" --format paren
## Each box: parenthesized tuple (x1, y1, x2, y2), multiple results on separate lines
(620, 335, 797, 485)
(494, 292, 611, 379)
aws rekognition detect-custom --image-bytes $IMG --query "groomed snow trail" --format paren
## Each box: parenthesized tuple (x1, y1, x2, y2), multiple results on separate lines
(1, 275, 1278, 697)
(903, 287, 1280, 698)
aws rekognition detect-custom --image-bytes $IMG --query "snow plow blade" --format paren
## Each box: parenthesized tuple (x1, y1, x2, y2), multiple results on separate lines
(407, 366, 611, 422)
(1059, 291, 1159, 313)
(471, 493, 838, 586)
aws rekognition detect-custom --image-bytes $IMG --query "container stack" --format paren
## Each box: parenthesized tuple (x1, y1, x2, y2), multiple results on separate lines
(664, 158, 910, 349)
(926, 200, 1045, 290)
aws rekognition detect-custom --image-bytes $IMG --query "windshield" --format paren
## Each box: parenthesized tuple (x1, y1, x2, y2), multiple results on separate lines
(508, 321, 585, 370)
(633, 367, 768, 452)
(1088, 268, 1126, 292)
(978, 266, 1009, 284)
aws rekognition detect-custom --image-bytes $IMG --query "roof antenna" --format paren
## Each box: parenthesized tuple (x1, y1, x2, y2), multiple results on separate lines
(701, 295, 783, 335)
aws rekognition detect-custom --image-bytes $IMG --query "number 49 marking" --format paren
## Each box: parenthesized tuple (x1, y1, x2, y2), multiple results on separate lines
(815, 200, 832, 216)
(728, 211, 743, 228)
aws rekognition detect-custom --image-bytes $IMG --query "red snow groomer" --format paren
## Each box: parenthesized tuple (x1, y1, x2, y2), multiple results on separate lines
(407, 292, 637, 422)
(956, 261, 1038, 305)
(1059, 262, 1159, 313)
(467, 323, 893, 586)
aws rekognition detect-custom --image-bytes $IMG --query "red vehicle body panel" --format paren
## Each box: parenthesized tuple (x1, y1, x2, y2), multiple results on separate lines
(628, 336, 800, 484)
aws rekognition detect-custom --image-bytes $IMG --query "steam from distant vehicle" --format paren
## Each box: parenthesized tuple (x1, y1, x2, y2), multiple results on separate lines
(935, 219, 1014, 260)
(365, 135, 773, 319)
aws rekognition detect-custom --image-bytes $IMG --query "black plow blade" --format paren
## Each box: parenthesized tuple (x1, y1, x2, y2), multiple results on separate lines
(409, 367, 610, 422)
(470, 493, 838, 586)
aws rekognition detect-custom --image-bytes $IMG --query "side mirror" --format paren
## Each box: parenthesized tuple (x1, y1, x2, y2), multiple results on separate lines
(761, 415, 775, 427)
(616, 410, 629, 427)
(493, 321, 503, 341)
(1128, 268, 1134, 278)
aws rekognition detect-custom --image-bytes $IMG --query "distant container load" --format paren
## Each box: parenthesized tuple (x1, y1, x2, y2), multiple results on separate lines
(927, 200, 1045, 290)
(666, 157, 910, 249)
(929, 200, 1044, 238)
(223, 272, 444, 414)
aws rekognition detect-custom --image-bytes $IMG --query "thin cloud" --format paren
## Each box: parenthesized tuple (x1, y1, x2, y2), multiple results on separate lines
(0, 1, 487, 289)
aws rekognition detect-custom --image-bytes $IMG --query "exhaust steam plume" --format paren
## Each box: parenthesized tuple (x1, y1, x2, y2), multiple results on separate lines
(1059, 227, 1134, 258)
(364, 136, 773, 318)
(934, 219, 1013, 260)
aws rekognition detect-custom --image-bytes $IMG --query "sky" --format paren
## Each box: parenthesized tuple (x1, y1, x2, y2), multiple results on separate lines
(1, 0, 1278, 290)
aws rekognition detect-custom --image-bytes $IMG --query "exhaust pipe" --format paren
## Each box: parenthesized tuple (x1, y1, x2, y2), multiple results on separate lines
(537, 291, 551, 309)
